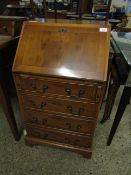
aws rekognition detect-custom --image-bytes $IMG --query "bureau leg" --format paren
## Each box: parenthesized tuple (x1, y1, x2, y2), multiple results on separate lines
(25, 142, 34, 147)
(25, 136, 37, 147)
(0, 84, 20, 141)
(107, 87, 131, 145)
(101, 83, 120, 124)
(82, 152, 92, 159)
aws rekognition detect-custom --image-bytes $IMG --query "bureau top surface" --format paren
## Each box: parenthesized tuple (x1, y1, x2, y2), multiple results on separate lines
(13, 21, 110, 81)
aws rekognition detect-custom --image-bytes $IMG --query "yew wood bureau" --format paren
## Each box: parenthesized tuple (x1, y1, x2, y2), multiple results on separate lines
(12, 20, 110, 158)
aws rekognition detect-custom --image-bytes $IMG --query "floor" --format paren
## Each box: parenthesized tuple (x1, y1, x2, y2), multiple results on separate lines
(0, 87, 130, 175)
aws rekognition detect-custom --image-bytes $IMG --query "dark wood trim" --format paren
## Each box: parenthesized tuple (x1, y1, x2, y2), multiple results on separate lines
(25, 136, 92, 158)
(107, 86, 131, 145)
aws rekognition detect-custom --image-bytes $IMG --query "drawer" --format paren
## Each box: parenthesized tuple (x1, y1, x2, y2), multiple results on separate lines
(26, 124, 92, 148)
(21, 94, 99, 118)
(15, 74, 102, 102)
(23, 110, 96, 134)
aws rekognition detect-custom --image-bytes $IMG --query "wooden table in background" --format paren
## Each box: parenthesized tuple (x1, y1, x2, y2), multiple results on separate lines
(0, 35, 20, 141)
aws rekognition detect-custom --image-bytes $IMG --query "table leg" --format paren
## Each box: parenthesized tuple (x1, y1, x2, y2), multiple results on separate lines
(0, 84, 20, 141)
(107, 86, 131, 146)
(101, 82, 120, 124)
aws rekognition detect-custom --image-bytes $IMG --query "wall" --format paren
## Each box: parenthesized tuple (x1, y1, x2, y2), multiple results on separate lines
(111, 0, 131, 13)
(111, 0, 128, 10)
(127, 0, 131, 13)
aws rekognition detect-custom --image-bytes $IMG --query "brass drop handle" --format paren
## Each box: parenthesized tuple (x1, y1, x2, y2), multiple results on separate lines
(65, 88, 85, 98)
(67, 106, 84, 116)
(65, 88, 71, 96)
(43, 85, 48, 92)
(0, 26, 7, 32)
(65, 137, 70, 144)
(76, 125, 82, 132)
(42, 119, 47, 125)
(31, 83, 37, 91)
(39, 101, 46, 109)
(78, 90, 85, 97)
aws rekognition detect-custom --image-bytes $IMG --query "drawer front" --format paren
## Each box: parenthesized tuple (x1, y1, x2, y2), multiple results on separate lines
(15, 75, 102, 102)
(21, 94, 98, 118)
(26, 124, 92, 148)
(23, 110, 96, 134)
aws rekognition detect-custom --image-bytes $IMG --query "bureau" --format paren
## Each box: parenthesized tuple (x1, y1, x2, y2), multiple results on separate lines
(12, 20, 110, 158)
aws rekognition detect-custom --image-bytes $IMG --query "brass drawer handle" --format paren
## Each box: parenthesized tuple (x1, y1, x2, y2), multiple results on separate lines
(43, 85, 48, 92)
(31, 116, 38, 124)
(0, 26, 7, 32)
(78, 90, 85, 97)
(39, 102, 46, 109)
(65, 88, 71, 96)
(65, 88, 85, 98)
(76, 125, 82, 132)
(42, 119, 47, 125)
(31, 83, 37, 91)
(67, 106, 84, 116)
(29, 100, 46, 109)
(3, 26, 7, 31)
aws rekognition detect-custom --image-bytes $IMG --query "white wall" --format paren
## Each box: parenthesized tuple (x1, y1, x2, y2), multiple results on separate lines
(111, 0, 128, 8)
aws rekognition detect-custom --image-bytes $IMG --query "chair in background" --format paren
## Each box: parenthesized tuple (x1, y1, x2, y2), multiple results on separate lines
(115, 14, 131, 32)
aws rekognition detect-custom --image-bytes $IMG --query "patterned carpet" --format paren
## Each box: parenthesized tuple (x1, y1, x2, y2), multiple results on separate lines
(0, 88, 130, 175)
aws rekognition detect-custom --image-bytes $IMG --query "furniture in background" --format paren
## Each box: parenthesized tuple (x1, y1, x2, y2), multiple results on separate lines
(5, 0, 35, 18)
(0, 36, 19, 141)
(0, 16, 27, 37)
(92, 0, 112, 20)
(101, 32, 131, 145)
(6, 4, 32, 18)
(45, 0, 93, 20)
(116, 14, 131, 32)
(0, 16, 27, 141)
(0, 0, 8, 15)
(3, 0, 112, 21)
(81, 0, 112, 20)
(0, 16, 27, 94)
(12, 20, 110, 158)
(108, 19, 121, 29)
